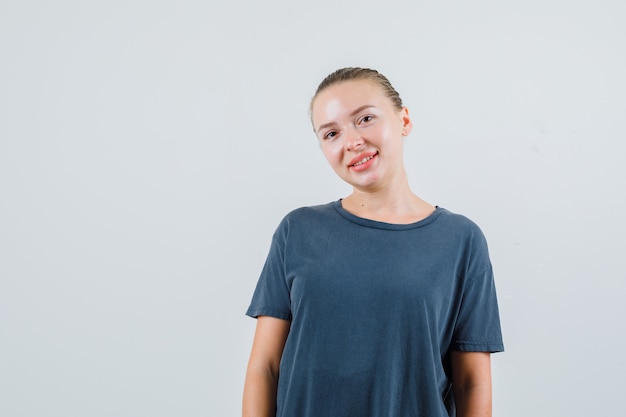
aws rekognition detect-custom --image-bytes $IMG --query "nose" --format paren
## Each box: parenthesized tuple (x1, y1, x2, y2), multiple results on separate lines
(344, 125, 364, 151)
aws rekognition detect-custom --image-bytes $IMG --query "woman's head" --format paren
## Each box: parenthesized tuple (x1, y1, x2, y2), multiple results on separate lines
(311, 67, 404, 114)
(309, 67, 412, 192)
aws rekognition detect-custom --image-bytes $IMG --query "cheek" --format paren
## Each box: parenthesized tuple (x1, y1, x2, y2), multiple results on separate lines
(378, 125, 401, 148)
(379, 124, 395, 140)
(321, 143, 342, 165)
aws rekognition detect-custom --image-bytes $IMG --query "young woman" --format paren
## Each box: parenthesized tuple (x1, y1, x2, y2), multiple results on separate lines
(243, 68, 503, 417)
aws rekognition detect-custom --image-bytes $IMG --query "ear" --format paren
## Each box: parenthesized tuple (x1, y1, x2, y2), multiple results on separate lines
(400, 107, 413, 136)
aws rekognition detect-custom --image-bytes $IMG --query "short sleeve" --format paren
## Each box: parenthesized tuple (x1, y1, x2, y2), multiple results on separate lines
(246, 217, 293, 321)
(451, 227, 504, 353)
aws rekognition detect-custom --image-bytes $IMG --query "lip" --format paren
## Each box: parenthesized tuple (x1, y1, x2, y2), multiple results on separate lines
(348, 151, 378, 172)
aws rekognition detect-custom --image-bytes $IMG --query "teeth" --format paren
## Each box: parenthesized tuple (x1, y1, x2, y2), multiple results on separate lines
(354, 155, 373, 166)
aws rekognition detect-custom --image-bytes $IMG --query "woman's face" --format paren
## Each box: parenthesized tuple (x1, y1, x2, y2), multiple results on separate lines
(311, 79, 412, 192)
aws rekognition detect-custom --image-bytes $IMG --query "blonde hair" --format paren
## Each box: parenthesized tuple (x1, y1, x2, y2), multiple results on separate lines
(311, 67, 404, 113)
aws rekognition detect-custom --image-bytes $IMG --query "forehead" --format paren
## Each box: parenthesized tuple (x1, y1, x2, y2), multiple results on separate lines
(311, 79, 389, 125)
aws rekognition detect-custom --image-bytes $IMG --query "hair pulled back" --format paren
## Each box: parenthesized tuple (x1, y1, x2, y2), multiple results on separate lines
(311, 67, 404, 112)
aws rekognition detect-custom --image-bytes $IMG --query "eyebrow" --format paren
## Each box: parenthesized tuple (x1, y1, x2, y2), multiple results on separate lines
(315, 105, 375, 134)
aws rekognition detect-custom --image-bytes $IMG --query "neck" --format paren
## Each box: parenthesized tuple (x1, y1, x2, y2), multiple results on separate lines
(342, 179, 435, 224)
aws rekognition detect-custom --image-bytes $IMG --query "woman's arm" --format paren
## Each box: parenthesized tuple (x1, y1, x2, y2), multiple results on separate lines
(242, 316, 290, 417)
(450, 351, 493, 417)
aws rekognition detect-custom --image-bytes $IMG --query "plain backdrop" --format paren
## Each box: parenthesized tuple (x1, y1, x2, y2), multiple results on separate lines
(1, 0, 625, 416)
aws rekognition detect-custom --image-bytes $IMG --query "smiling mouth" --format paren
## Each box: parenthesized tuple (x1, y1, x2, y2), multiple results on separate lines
(349, 152, 378, 167)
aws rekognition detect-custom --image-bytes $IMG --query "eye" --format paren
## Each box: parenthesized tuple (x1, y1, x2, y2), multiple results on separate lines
(323, 130, 338, 140)
(358, 115, 374, 125)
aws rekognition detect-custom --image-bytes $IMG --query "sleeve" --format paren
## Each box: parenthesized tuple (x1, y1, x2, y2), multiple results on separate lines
(451, 225, 504, 353)
(245, 217, 293, 321)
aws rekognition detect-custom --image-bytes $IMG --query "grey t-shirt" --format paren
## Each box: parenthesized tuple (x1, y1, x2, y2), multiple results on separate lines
(247, 201, 504, 417)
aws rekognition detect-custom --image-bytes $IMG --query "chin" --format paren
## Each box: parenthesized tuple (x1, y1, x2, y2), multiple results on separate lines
(349, 178, 382, 191)
(336, 169, 383, 190)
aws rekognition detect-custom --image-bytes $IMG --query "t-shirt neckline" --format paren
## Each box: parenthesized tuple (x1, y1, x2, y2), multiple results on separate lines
(332, 199, 443, 230)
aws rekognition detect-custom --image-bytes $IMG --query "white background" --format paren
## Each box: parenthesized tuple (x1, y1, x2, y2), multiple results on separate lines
(1, 0, 625, 416)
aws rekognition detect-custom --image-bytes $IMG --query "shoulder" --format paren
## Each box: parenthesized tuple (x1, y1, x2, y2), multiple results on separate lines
(280, 201, 337, 226)
(272, 201, 338, 237)
(435, 208, 481, 231)
(431, 209, 495, 279)
(435, 208, 490, 247)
